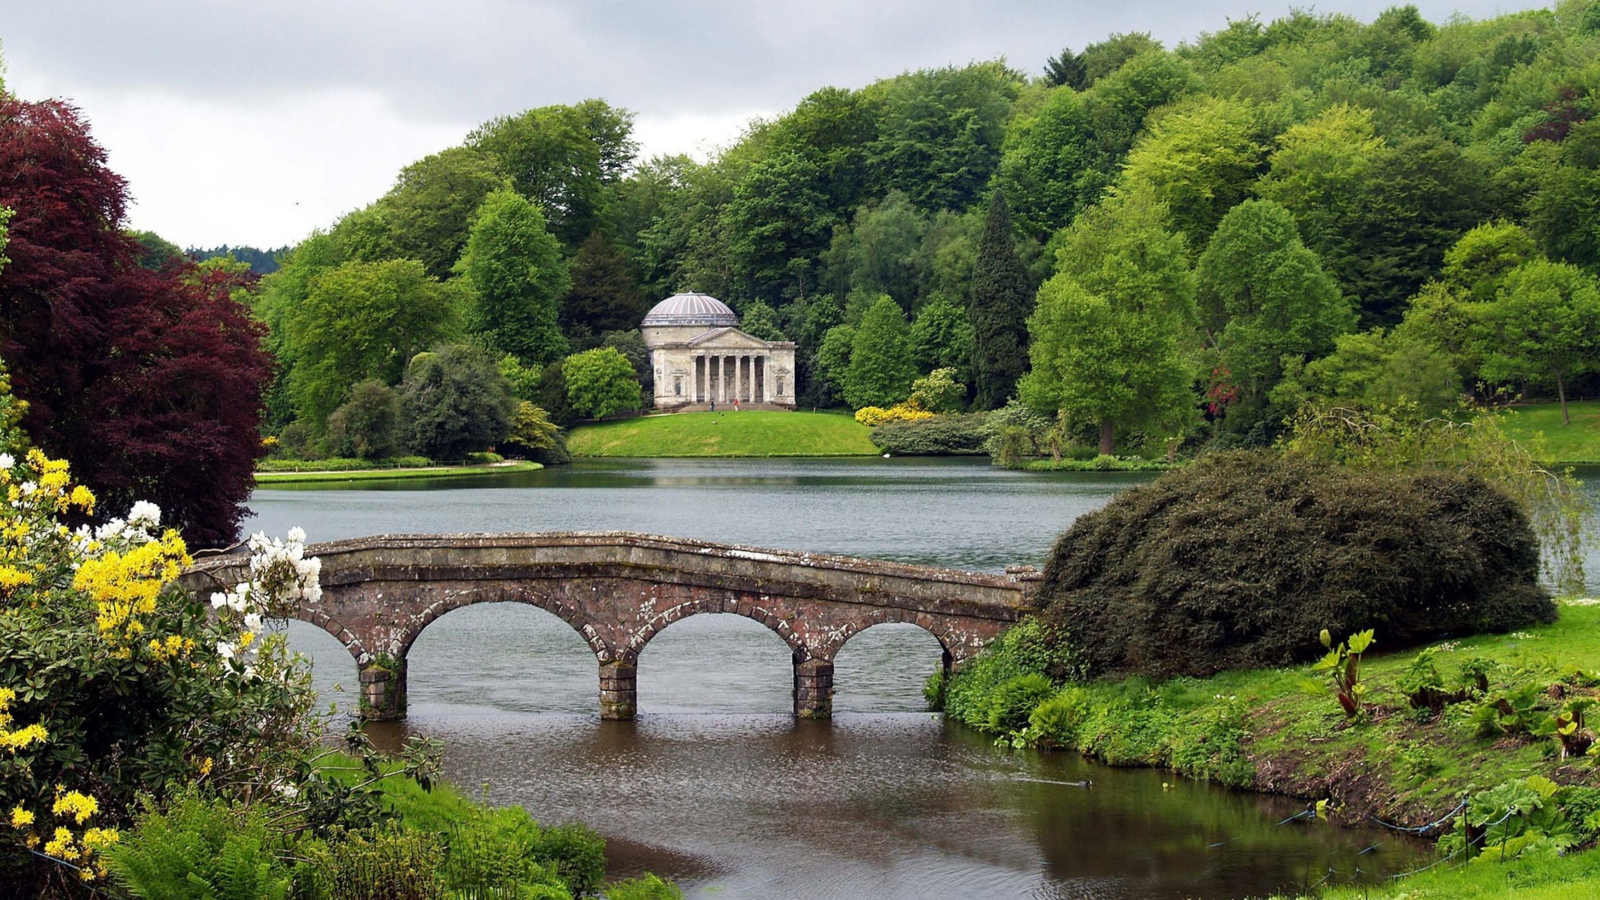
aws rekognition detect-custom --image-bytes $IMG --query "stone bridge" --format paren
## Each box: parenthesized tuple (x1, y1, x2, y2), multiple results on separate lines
(184, 532, 1039, 722)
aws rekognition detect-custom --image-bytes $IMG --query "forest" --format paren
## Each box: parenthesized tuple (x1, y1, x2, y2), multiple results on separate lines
(228, 1, 1600, 464)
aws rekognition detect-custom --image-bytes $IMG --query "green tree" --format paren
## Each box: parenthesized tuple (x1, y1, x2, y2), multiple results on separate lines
(457, 189, 571, 366)
(285, 258, 464, 428)
(1023, 188, 1196, 454)
(722, 151, 835, 301)
(1441, 221, 1538, 304)
(910, 295, 976, 377)
(843, 295, 917, 410)
(867, 62, 1023, 212)
(1197, 199, 1353, 422)
(561, 231, 645, 346)
(811, 323, 856, 407)
(469, 100, 637, 247)
(504, 401, 568, 464)
(968, 191, 1033, 409)
(822, 191, 928, 307)
(400, 344, 515, 459)
(381, 146, 508, 279)
(564, 347, 642, 419)
(737, 300, 788, 341)
(909, 367, 965, 412)
(323, 379, 402, 459)
(1118, 97, 1266, 249)
(1281, 327, 1462, 414)
(1474, 259, 1600, 425)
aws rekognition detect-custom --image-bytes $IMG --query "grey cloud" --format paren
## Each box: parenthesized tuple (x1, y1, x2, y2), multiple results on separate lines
(5, 0, 1552, 125)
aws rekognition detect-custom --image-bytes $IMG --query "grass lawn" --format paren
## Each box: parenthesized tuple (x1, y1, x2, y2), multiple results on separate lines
(254, 461, 541, 485)
(566, 410, 879, 457)
(1501, 400, 1600, 464)
(1292, 846, 1600, 899)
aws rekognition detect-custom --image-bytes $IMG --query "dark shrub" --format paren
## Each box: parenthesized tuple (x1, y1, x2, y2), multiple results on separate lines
(871, 413, 990, 455)
(1039, 451, 1555, 678)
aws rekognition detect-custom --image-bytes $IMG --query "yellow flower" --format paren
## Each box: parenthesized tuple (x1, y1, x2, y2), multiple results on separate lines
(68, 485, 95, 513)
(0, 565, 33, 593)
(44, 826, 77, 860)
(198, 756, 213, 777)
(52, 791, 97, 825)
(10, 805, 33, 828)
(0, 723, 48, 752)
(82, 827, 119, 850)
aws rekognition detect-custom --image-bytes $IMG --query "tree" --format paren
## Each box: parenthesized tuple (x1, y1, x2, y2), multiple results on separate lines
(1118, 97, 1266, 250)
(968, 190, 1033, 409)
(812, 324, 856, 407)
(737, 300, 788, 341)
(380, 146, 508, 279)
(401, 344, 515, 459)
(843, 295, 917, 410)
(1440, 221, 1538, 304)
(285, 258, 464, 428)
(1196, 199, 1353, 424)
(324, 379, 402, 459)
(722, 151, 835, 301)
(910, 295, 975, 377)
(1022, 188, 1196, 454)
(867, 63, 1023, 212)
(504, 401, 567, 464)
(469, 100, 637, 247)
(561, 231, 644, 345)
(457, 189, 570, 366)
(822, 191, 928, 307)
(130, 230, 184, 270)
(1474, 260, 1600, 425)
(909, 368, 965, 412)
(0, 97, 270, 546)
(1043, 48, 1088, 89)
(563, 347, 642, 419)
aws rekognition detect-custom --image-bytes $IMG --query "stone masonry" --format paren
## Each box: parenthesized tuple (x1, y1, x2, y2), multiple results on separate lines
(183, 532, 1038, 722)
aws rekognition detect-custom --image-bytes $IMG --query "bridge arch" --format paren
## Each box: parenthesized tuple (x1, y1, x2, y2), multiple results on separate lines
(183, 532, 1031, 722)
(623, 597, 808, 665)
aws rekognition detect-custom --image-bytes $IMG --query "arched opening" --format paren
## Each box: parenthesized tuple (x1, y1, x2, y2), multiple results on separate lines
(406, 602, 598, 716)
(636, 613, 795, 714)
(832, 623, 946, 713)
(281, 619, 361, 717)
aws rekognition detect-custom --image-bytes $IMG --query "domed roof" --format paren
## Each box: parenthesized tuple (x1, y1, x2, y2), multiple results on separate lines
(642, 292, 739, 328)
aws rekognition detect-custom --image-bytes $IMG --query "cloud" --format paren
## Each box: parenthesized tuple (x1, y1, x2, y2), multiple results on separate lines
(1, 0, 1549, 246)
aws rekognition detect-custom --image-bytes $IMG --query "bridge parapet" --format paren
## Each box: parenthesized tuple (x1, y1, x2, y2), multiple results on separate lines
(184, 532, 1035, 722)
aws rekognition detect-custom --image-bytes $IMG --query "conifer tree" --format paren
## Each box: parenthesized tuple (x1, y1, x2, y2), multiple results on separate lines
(968, 190, 1032, 409)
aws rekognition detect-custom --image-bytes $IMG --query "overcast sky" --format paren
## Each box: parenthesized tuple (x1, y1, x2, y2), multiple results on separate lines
(2, 1, 1549, 249)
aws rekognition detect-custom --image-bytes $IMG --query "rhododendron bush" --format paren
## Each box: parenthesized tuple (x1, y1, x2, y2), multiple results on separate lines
(0, 449, 324, 886)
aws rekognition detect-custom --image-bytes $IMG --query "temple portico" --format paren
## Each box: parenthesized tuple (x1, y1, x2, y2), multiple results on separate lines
(642, 293, 796, 410)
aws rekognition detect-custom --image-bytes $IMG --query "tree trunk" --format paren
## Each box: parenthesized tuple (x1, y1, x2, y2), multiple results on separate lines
(1099, 418, 1115, 456)
(1557, 369, 1570, 426)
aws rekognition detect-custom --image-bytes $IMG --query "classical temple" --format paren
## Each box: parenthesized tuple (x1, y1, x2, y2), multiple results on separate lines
(641, 292, 797, 411)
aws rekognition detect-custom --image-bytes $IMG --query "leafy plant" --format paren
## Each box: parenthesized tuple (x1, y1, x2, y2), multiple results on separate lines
(105, 791, 295, 900)
(1472, 682, 1546, 738)
(1439, 776, 1578, 863)
(1306, 628, 1375, 718)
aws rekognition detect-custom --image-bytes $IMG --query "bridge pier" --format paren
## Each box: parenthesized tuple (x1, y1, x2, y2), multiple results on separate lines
(794, 655, 834, 719)
(600, 661, 637, 720)
(359, 661, 407, 721)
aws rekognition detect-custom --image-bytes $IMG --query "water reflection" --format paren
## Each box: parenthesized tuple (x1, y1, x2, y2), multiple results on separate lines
(263, 460, 1435, 899)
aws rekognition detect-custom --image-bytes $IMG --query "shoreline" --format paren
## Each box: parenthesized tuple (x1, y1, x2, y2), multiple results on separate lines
(255, 460, 542, 485)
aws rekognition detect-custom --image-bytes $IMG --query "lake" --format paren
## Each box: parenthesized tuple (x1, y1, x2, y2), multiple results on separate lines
(247, 456, 1576, 899)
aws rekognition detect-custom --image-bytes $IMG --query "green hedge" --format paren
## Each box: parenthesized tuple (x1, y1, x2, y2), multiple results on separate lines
(869, 413, 990, 456)
(1038, 451, 1555, 678)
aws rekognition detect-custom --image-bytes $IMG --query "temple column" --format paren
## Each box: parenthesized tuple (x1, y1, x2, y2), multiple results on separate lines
(600, 661, 637, 720)
(794, 652, 834, 719)
(740, 355, 749, 401)
(359, 659, 407, 721)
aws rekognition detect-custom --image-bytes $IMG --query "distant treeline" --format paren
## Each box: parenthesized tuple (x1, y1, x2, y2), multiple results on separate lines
(188, 245, 286, 275)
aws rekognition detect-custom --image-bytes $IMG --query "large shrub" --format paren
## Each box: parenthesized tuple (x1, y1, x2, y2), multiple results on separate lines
(869, 413, 990, 455)
(1038, 451, 1554, 678)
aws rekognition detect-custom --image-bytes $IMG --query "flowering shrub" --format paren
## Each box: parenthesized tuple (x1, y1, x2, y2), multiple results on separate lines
(854, 402, 936, 427)
(0, 449, 323, 888)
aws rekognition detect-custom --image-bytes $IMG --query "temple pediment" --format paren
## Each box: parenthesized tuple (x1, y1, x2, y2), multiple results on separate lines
(686, 327, 773, 350)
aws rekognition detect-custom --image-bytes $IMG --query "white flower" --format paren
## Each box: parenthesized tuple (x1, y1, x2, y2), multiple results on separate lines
(287, 526, 307, 544)
(228, 585, 249, 613)
(95, 519, 126, 542)
(216, 641, 236, 660)
(0, 453, 13, 469)
(210, 592, 228, 610)
(243, 612, 262, 632)
(274, 781, 299, 800)
(127, 501, 161, 528)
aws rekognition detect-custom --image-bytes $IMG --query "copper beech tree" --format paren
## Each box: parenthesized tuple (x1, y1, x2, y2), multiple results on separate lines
(0, 97, 271, 546)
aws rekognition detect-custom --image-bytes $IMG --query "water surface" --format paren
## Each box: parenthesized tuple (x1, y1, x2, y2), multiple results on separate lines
(252, 458, 1464, 898)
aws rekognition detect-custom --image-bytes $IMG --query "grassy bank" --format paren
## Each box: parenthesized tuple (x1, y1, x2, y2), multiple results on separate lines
(1284, 846, 1600, 899)
(1501, 400, 1600, 464)
(255, 460, 541, 485)
(566, 410, 878, 457)
(945, 602, 1600, 829)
